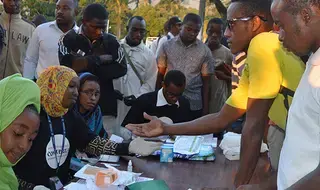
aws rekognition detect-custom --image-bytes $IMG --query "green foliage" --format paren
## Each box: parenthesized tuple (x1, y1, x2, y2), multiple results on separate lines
(133, 0, 198, 37)
(19, 0, 226, 38)
(21, 0, 56, 21)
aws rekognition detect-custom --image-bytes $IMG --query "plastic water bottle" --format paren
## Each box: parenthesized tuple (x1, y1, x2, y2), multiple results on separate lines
(127, 160, 133, 172)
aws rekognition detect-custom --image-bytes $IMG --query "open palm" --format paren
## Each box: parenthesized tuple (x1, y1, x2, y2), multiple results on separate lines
(126, 113, 165, 137)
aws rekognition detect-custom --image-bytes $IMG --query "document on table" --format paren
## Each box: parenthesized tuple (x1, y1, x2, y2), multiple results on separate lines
(202, 135, 218, 147)
(64, 183, 88, 190)
(173, 136, 204, 155)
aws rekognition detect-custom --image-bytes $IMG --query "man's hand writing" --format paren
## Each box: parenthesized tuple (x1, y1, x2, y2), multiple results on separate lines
(125, 113, 164, 137)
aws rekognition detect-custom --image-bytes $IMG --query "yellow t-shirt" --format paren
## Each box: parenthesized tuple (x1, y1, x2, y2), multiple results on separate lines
(226, 32, 305, 130)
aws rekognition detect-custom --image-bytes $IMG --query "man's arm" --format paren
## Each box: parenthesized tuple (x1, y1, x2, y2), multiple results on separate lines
(126, 104, 245, 137)
(156, 70, 165, 89)
(121, 96, 146, 126)
(202, 75, 210, 115)
(97, 36, 127, 80)
(234, 98, 274, 187)
(23, 28, 40, 80)
(202, 47, 215, 115)
(155, 41, 168, 89)
(58, 31, 126, 79)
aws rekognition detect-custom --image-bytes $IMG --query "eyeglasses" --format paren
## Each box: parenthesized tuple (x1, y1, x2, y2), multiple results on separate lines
(226, 16, 268, 31)
(165, 91, 183, 98)
(80, 90, 100, 98)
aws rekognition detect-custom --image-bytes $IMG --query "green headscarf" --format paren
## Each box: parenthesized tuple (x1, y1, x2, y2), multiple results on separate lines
(0, 74, 41, 190)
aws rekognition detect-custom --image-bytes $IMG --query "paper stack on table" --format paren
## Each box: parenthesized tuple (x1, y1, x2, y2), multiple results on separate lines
(173, 136, 203, 155)
(219, 132, 269, 161)
(72, 164, 145, 190)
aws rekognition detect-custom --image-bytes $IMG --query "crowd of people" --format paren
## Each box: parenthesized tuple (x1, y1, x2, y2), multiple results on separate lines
(0, 0, 319, 189)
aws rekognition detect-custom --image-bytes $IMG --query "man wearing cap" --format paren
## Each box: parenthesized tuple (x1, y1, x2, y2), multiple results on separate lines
(156, 16, 182, 56)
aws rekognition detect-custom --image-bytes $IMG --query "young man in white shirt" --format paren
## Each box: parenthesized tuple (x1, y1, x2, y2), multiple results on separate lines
(270, 0, 320, 189)
(113, 16, 158, 136)
(23, 0, 79, 80)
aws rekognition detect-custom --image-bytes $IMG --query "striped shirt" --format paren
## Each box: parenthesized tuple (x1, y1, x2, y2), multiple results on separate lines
(231, 52, 247, 91)
(157, 35, 214, 110)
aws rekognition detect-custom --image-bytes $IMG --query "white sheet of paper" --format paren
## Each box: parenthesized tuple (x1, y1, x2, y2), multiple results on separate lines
(74, 164, 101, 180)
(202, 135, 218, 147)
(64, 183, 88, 190)
(173, 136, 203, 155)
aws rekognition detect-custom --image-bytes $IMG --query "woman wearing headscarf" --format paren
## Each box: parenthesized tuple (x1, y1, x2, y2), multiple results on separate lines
(14, 66, 162, 189)
(74, 72, 106, 137)
(0, 74, 41, 190)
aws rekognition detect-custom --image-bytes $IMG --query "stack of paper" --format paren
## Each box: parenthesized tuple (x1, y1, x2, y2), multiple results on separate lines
(173, 136, 204, 155)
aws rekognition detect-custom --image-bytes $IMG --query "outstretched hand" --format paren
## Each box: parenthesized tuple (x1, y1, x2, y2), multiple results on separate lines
(125, 113, 165, 137)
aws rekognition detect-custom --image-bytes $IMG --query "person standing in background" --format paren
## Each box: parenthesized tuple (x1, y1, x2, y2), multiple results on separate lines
(113, 16, 157, 137)
(156, 13, 214, 119)
(59, 4, 127, 134)
(155, 16, 182, 56)
(32, 15, 47, 27)
(23, 0, 79, 80)
(0, 0, 35, 79)
(206, 18, 233, 114)
(150, 21, 169, 54)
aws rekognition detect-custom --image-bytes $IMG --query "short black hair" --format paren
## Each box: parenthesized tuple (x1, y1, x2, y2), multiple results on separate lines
(164, 70, 186, 87)
(168, 16, 182, 30)
(208, 18, 224, 26)
(231, 0, 273, 24)
(56, 0, 78, 8)
(127, 16, 145, 27)
(83, 3, 109, 21)
(32, 14, 47, 27)
(283, 0, 320, 15)
(183, 13, 202, 25)
(79, 72, 100, 88)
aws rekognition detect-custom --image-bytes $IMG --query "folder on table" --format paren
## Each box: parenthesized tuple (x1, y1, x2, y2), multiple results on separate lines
(125, 180, 169, 190)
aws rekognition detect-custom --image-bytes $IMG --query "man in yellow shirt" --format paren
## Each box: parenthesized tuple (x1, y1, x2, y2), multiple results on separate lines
(126, 0, 305, 187)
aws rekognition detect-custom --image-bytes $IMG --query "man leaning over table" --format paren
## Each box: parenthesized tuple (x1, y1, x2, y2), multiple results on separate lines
(269, 0, 320, 189)
(126, 0, 305, 188)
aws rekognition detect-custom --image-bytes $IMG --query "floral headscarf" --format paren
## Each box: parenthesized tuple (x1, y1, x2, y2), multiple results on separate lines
(37, 66, 77, 117)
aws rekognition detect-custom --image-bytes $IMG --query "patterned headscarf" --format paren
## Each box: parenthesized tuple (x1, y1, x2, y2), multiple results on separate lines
(37, 66, 77, 117)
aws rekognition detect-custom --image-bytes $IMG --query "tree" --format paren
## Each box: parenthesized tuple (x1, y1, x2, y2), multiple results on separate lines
(209, 0, 230, 20)
(21, 0, 56, 21)
(132, 0, 197, 37)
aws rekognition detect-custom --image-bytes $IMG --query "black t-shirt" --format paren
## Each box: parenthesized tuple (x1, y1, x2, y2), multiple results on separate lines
(122, 91, 192, 126)
(14, 108, 96, 187)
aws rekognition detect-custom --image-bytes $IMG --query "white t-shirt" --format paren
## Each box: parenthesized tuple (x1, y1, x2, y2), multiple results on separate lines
(277, 49, 320, 189)
(155, 32, 175, 57)
(23, 21, 79, 79)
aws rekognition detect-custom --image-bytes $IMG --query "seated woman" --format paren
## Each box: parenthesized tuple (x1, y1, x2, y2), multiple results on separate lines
(74, 72, 106, 137)
(0, 74, 41, 190)
(71, 72, 106, 171)
(13, 66, 162, 189)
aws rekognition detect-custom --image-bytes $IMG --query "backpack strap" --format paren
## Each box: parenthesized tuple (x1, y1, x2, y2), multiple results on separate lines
(121, 44, 144, 85)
